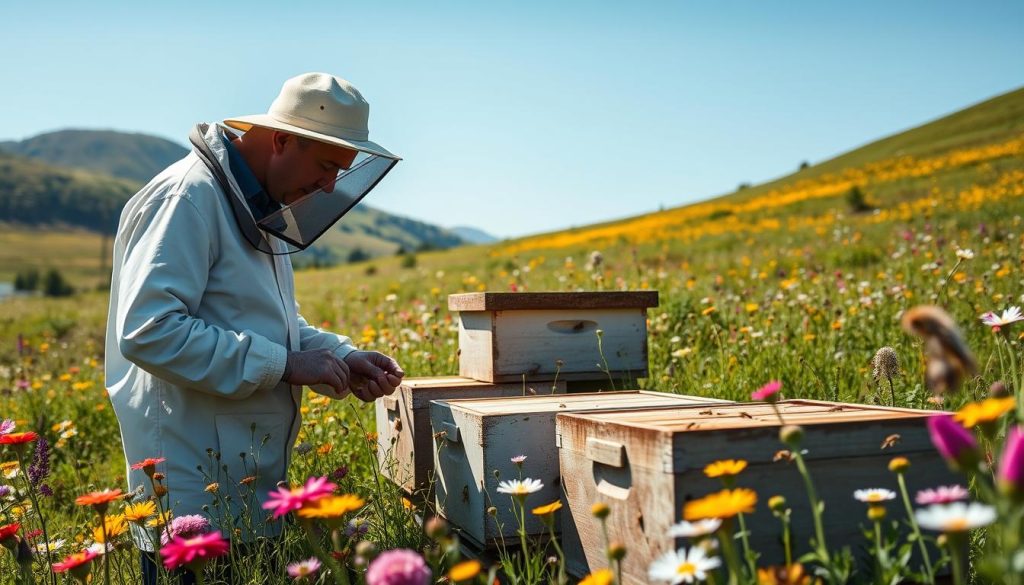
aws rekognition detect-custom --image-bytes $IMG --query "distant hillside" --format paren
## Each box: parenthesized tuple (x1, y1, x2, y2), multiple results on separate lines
(450, 226, 499, 244)
(0, 128, 469, 283)
(0, 150, 137, 232)
(0, 129, 189, 184)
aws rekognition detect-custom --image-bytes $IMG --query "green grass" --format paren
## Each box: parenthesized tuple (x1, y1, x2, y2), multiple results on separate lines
(1, 86, 1023, 583)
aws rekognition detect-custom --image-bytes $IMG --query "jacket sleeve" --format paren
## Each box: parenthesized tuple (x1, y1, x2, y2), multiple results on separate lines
(115, 192, 287, 400)
(295, 305, 358, 361)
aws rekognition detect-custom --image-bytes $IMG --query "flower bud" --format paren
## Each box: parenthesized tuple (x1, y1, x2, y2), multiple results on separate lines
(779, 425, 804, 447)
(867, 505, 887, 521)
(989, 381, 1009, 398)
(607, 542, 627, 561)
(591, 502, 610, 519)
(768, 495, 787, 513)
(424, 516, 449, 539)
(888, 456, 910, 474)
(998, 425, 1024, 499)
(927, 415, 980, 470)
(355, 540, 378, 561)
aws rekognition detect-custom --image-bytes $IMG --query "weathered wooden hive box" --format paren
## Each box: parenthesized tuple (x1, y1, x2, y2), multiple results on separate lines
(375, 376, 566, 495)
(430, 390, 731, 548)
(556, 400, 956, 582)
(449, 291, 659, 383)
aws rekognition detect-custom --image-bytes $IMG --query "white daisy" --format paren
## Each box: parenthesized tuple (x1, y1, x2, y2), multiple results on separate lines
(510, 455, 527, 464)
(86, 541, 116, 555)
(496, 478, 543, 496)
(980, 306, 1024, 328)
(648, 546, 721, 584)
(853, 488, 897, 503)
(33, 539, 66, 555)
(955, 249, 974, 260)
(667, 518, 722, 538)
(914, 502, 996, 533)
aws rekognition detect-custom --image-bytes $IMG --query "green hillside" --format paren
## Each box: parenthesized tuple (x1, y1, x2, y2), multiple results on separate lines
(0, 129, 189, 183)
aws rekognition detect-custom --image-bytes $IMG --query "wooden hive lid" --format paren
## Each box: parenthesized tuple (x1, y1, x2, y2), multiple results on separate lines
(400, 376, 496, 390)
(557, 399, 937, 433)
(436, 390, 709, 416)
(448, 291, 660, 312)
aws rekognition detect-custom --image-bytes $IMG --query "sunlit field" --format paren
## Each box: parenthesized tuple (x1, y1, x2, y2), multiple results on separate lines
(2, 94, 1024, 583)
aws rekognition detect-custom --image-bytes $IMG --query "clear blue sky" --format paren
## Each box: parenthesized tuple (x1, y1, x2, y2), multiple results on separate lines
(1, 1, 1021, 238)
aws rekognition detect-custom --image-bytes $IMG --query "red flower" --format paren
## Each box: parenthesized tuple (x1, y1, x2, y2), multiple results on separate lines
(0, 432, 38, 445)
(53, 549, 99, 573)
(131, 457, 166, 477)
(0, 522, 20, 543)
(130, 457, 166, 471)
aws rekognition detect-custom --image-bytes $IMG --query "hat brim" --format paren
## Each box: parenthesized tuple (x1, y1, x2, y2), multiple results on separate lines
(223, 114, 400, 160)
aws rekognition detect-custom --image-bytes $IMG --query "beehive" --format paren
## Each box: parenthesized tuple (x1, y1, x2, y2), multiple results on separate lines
(375, 376, 566, 495)
(449, 291, 659, 383)
(430, 391, 731, 548)
(556, 400, 956, 581)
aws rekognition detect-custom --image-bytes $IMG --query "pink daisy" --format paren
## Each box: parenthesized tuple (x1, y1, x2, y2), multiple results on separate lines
(915, 485, 970, 505)
(0, 419, 14, 435)
(160, 531, 230, 570)
(287, 557, 322, 580)
(263, 476, 337, 518)
(752, 380, 782, 402)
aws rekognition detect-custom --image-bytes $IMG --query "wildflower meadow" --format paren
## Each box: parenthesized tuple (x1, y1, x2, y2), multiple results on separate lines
(2, 94, 1024, 584)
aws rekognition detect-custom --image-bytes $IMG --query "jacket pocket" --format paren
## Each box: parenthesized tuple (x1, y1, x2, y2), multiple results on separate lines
(214, 413, 288, 495)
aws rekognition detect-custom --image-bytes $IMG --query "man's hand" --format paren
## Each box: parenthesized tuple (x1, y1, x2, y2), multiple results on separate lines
(343, 350, 405, 402)
(282, 349, 351, 396)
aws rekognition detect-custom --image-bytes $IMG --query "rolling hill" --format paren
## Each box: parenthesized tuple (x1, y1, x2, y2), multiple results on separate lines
(0, 129, 469, 283)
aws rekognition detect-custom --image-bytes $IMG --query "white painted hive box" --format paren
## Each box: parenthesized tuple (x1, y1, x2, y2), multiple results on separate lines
(375, 376, 565, 495)
(556, 400, 957, 582)
(430, 390, 731, 548)
(449, 291, 659, 383)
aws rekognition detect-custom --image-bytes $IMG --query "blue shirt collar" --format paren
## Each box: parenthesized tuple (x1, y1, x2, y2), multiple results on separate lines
(221, 132, 281, 222)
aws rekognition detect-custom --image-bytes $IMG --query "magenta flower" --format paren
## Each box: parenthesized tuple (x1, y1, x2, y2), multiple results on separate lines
(927, 415, 979, 469)
(998, 426, 1024, 497)
(915, 485, 970, 505)
(752, 380, 782, 402)
(365, 549, 431, 585)
(160, 531, 229, 571)
(263, 476, 337, 518)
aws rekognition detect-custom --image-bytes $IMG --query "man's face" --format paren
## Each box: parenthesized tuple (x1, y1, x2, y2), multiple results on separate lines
(265, 132, 359, 205)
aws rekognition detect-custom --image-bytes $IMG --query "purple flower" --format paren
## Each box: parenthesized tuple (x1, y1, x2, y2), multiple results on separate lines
(331, 465, 349, 481)
(27, 436, 51, 488)
(0, 485, 11, 498)
(345, 518, 369, 538)
(365, 549, 431, 585)
(998, 426, 1024, 497)
(0, 420, 14, 435)
(927, 415, 979, 469)
(160, 514, 211, 545)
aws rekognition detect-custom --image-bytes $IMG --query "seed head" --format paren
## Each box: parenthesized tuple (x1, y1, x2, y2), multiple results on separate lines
(872, 347, 901, 382)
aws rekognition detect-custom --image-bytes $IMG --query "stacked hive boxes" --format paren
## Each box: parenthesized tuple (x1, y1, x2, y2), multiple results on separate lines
(375, 291, 661, 498)
(377, 291, 951, 579)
